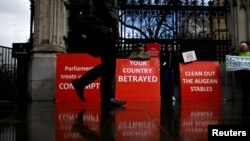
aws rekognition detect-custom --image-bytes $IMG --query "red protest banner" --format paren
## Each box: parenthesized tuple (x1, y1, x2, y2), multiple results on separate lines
(179, 61, 222, 101)
(56, 53, 101, 102)
(146, 43, 161, 58)
(116, 59, 160, 101)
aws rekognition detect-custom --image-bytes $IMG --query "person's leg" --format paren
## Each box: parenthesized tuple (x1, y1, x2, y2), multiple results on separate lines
(170, 70, 175, 99)
(239, 70, 249, 101)
(72, 64, 103, 101)
(242, 70, 250, 101)
(78, 64, 103, 85)
(160, 69, 166, 100)
(163, 69, 171, 101)
(99, 41, 116, 101)
(99, 40, 126, 106)
(247, 71, 250, 101)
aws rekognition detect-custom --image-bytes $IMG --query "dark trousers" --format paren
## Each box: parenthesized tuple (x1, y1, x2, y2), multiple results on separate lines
(238, 70, 250, 101)
(68, 12, 118, 102)
(78, 40, 117, 102)
(161, 69, 178, 100)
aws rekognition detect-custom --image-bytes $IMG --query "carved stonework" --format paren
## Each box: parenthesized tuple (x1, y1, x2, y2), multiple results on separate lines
(240, 0, 247, 10)
(28, 0, 68, 100)
(32, 0, 67, 53)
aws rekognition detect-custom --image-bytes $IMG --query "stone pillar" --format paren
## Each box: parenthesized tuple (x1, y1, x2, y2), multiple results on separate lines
(228, 0, 250, 51)
(237, 0, 248, 43)
(28, 0, 67, 100)
(227, 0, 238, 50)
(246, 0, 250, 42)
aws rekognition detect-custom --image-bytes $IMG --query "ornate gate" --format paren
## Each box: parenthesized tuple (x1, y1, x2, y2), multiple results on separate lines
(67, 0, 230, 62)
(117, 0, 231, 62)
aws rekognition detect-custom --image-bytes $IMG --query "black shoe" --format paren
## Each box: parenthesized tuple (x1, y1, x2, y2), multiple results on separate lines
(109, 98, 127, 106)
(72, 79, 86, 102)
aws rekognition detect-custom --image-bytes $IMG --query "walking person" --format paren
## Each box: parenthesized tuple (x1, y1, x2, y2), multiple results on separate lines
(68, 0, 126, 106)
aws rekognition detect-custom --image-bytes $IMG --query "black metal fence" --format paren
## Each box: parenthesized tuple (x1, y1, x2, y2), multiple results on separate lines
(116, 0, 231, 62)
(67, 0, 231, 62)
(0, 46, 17, 100)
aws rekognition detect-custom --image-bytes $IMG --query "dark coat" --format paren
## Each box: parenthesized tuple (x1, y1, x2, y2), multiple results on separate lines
(66, 0, 119, 55)
(160, 51, 180, 70)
